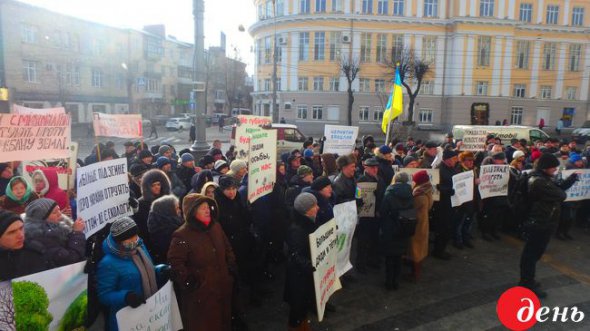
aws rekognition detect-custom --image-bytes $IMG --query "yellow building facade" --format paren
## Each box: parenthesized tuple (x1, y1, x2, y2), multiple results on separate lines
(250, 0, 590, 134)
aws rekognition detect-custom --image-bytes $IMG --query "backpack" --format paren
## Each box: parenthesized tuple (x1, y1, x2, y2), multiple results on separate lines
(509, 171, 531, 215)
(398, 207, 417, 237)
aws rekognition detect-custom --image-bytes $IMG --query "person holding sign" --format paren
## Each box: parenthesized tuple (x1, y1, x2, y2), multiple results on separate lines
(479, 152, 509, 241)
(453, 152, 477, 249)
(556, 153, 586, 240)
(433, 150, 460, 260)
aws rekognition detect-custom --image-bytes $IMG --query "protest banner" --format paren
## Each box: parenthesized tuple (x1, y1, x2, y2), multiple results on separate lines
(10, 261, 88, 331)
(323, 125, 359, 155)
(451, 171, 475, 207)
(12, 105, 65, 115)
(309, 219, 342, 322)
(356, 182, 377, 218)
(563, 169, 590, 202)
(397, 168, 440, 201)
(77, 158, 132, 238)
(247, 129, 277, 203)
(0, 112, 71, 162)
(116, 281, 183, 331)
(478, 165, 510, 199)
(461, 128, 487, 151)
(234, 115, 272, 160)
(92, 112, 143, 138)
(20, 142, 79, 190)
(333, 201, 358, 277)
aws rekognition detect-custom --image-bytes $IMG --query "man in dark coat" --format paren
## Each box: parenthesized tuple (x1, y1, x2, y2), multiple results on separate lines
(0, 211, 47, 280)
(176, 153, 197, 190)
(480, 152, 510, 241)
(284, 165, 314, 215)
(332, 154, 358, 204)
(420, 141, 439, 169)
(123, 141, 138, 165)
(433, 150, 460, 260)
(0, 163, 13, 197)
(303, 176, 335, 229)
(519, 153, 578, 298)
(375, 145, 395, 185)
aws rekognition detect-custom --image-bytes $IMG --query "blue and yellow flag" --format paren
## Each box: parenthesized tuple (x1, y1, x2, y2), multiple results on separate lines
(381, 67, 404, 133)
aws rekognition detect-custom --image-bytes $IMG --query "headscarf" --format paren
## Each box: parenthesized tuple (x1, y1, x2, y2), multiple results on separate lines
(5, 176, 32, 204)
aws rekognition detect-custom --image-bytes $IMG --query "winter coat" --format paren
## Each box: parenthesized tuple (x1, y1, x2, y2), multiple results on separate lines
(358, 172, 387, 220)
(134, 169, 171, 246)
(380, 183, 414, 256)
(438, 162, 458, 207)
(176, 164, 196, 191)
(527, 170, 577, 230)
(147, 203, 183, 265)
(480, 157, 509, 209)
(0, 242, 47, 281)
(214, 187, 254, 265)
(410, 183, 434, 263)
(36, 168, 71, 216)
(284, 175, 311, 213)
(23, 215, 86, 269)
(97, 235, 156, 331)
(377, 156, 395, 185)
(167, 171, 187, 198)
(420, 154, 436, 169)
(190, 170, 214, 194)
(332, 173, 357, 204)
(168, 194, 236, 331)
(0, 176, 39, 214)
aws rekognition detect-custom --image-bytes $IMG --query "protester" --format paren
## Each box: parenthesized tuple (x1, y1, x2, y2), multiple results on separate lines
(0, 163, 13, 197)
(212, 160, 230, 183)
(191, 169, 214, 195)
(97, 217, 162, 331)
(410, 170, 434, 281)
(31, 168, 72, 217)
(176, 153, 197, 190)
(333, 154, 358, 204)
(0, 176, 39, 214)
(136, 149, 155, 168)
(284, 192, 319, 330)
(556, 153, 585, 240)
(375, 145, 395, 185)
(123, 141, 137, 165)
(198, 155, 215, 170)
(320, 153, 338, 179)
(380, 172, 414, 290)
(285, 165, 314, 214)
(227, 159, 248, 183)
(134, 169, 171, 250)
(480, 152, 509, 241)
(285, 154, 302, 183)
(208, 148, 225, 162)
(420, 141, 439, 168)
(454, 152, 477, 248)
(156, 157, 186, 198)
(24, 198, 86, 269)
(0, 210, 46, 280)
(128, 163, 148, 199)
(433, 150, 460, 260)
(403, 156, 420, 169)
(269, 161, 289, 263)
(147, 195, 183, 264)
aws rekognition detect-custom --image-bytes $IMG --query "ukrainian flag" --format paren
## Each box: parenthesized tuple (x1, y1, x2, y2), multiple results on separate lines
(381, 66, 404, 133)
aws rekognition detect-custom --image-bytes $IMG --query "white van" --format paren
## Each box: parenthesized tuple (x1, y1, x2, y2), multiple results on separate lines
(452, 125, 550, 144)
(231, 123, 306, 155)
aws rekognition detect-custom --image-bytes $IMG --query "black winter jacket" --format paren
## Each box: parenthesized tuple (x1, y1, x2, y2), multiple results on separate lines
(380, 183, 414, 256)
(527, 170, 577, 229)
(0, 242, 47, 281)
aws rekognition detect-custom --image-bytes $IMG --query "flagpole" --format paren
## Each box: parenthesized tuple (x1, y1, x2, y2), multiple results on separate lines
(385, 119, 393, 146)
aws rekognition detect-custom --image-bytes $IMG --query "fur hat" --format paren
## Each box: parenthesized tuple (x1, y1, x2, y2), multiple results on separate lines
(218, 176, 239, 190)
(403, 156, 417, 167)
(182, 193, 218, 224)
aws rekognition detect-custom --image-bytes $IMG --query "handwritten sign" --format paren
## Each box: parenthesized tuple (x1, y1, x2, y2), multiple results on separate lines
(12, 105, 65, 115)
(116, 281, 183, 331)
(462, 128, 487, 151)
(333, 201, 358, 277)
(92, 113, 143, 138)
(0, 113, 71, 162)
(247, 129, 277, 203)
(563, 169, 590, 202)
(20, 143, 79, 190)
(234, 115, 272, 160)
(356, 182, 377, 217)
(451, 171, 475, 207)
(398, 168, 440, 201)
(309, 219, 342, 322)
(478, 165, 510, 199)
(76, 158, 132, 238)
(323, 125, 359, 155)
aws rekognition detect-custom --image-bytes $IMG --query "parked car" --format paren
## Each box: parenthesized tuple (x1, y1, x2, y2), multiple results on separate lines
(165, 117, 192, 131)
(572, 120, 590, 144)
(231, 123, 306, 155)
(452, 125, 550, 144)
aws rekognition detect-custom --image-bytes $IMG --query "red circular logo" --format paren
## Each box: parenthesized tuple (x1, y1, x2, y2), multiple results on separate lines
(497, 286, 541, 330)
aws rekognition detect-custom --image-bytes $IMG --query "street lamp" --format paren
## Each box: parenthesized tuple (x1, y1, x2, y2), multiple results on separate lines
(190, 0, 210, 155)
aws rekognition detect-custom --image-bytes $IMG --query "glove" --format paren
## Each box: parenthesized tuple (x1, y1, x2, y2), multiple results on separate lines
(569, 173, 580, 182)
(128, 197, 139, 209)
(125, 292, 145, 308)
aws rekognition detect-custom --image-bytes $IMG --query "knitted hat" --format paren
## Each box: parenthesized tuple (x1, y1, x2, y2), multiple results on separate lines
(569, 153, 582, 164)
(110, 217, 138, 242)
(218, 176, 238, 190)
(492, 152, 506, 161)
(459, 151, 474, 162)
(310, 176, 332, 191)
(25, 198, 58, 220)
(303, 149, 314, 158)
(378, 145, 392, 154)
(139, 149, 153, 160)
(181, 153, 195, 163)
(403, 156, 417, 167)
(394, 172, 410, 184)
(0, 210, 22, 238)
(512, 150, 525, 160)
(413, 170, 430, 186)
(229, 159, 247, 174)
(156, 157, 171, 169)
(336, 155, 355, 170)
(442, 149, 458, 160)
(363, 157, 379, 166)
(214, 160, 229, 172)
(297, 165, 313, 177)
(158, 145, 171, 155)
(536, 153, 560, 170)
(129, 163, 149, 177)
(294, 192, 317, 215)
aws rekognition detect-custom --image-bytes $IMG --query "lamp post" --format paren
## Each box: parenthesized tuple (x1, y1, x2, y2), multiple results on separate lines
(271, 0, 279, 123)
(190, 0, 210, 155)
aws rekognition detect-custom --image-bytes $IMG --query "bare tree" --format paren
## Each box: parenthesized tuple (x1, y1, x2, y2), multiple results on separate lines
(384, 49, 432, 125)
(0, 282, 15, 331)
(339, 55, 360, 126)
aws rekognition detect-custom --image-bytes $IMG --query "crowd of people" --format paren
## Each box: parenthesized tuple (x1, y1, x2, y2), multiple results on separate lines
(1, 132, 589, 331)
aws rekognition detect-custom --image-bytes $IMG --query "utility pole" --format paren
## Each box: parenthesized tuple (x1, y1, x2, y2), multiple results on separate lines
(271, 0, 279, 123)
(190, 0, 210, 155)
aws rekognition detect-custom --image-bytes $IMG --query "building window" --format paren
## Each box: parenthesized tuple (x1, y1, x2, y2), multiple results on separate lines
(359, 78, 370, 92)
(264, 79, 271, 91)
(147, 79, 159, 92)
(21, 24, 37, 43)
(516, 40, 530, 69)
(373, 109, 384, 121)
(360, 33, 372, 62)
(546, 5, 559, 25)
(375, 79, 385, 92)
(329, 77, 340, 91)
(377, 0, 388, 15)
(423, 36, 437, 64)
(329, 32, 342, 61)
(313, 76, 324, 91)
(542, 42, 556, 70)
(376, 34, 387, 63)
(22, 60, 38, 83)
(264, 36, 272, 64)
(256, 39, 263, 65)
(65, 62, 80, 86)
(315, 0, 326, 12)
(314, 32, 325, 60)
(298, 77, 309, 91)
(569, 44, 582, 72)
(418, 109, 433, 123)
(540, 86, 552, 99)
(391, 34, 404, 62)
(566, 87, 577, 100)
(476, 81, 489, 96)
(393, 0, 404, 16)
(519, 3, 532, 22)
(477, 36, 491, 67)
(91, 68, 103, 88)
(265, 1, 273, 18)
(421, 80, 434, 95)
(297, 105, 308, 119)
(299, 32, 310, 61)
(312, 106, 323, 119)
(300, 0, 310, 13)
(362, 0, 373, 14)
(359, 106, 370, 121)
(480, 0, 495, 17)
(332, 0, 343, 12)
(424, 0, 438, 18)
(513, 84, 526, 98)
(276, 0, 284, 16)
(572, 7, 584, 26)
(511, 107, 523, 125)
